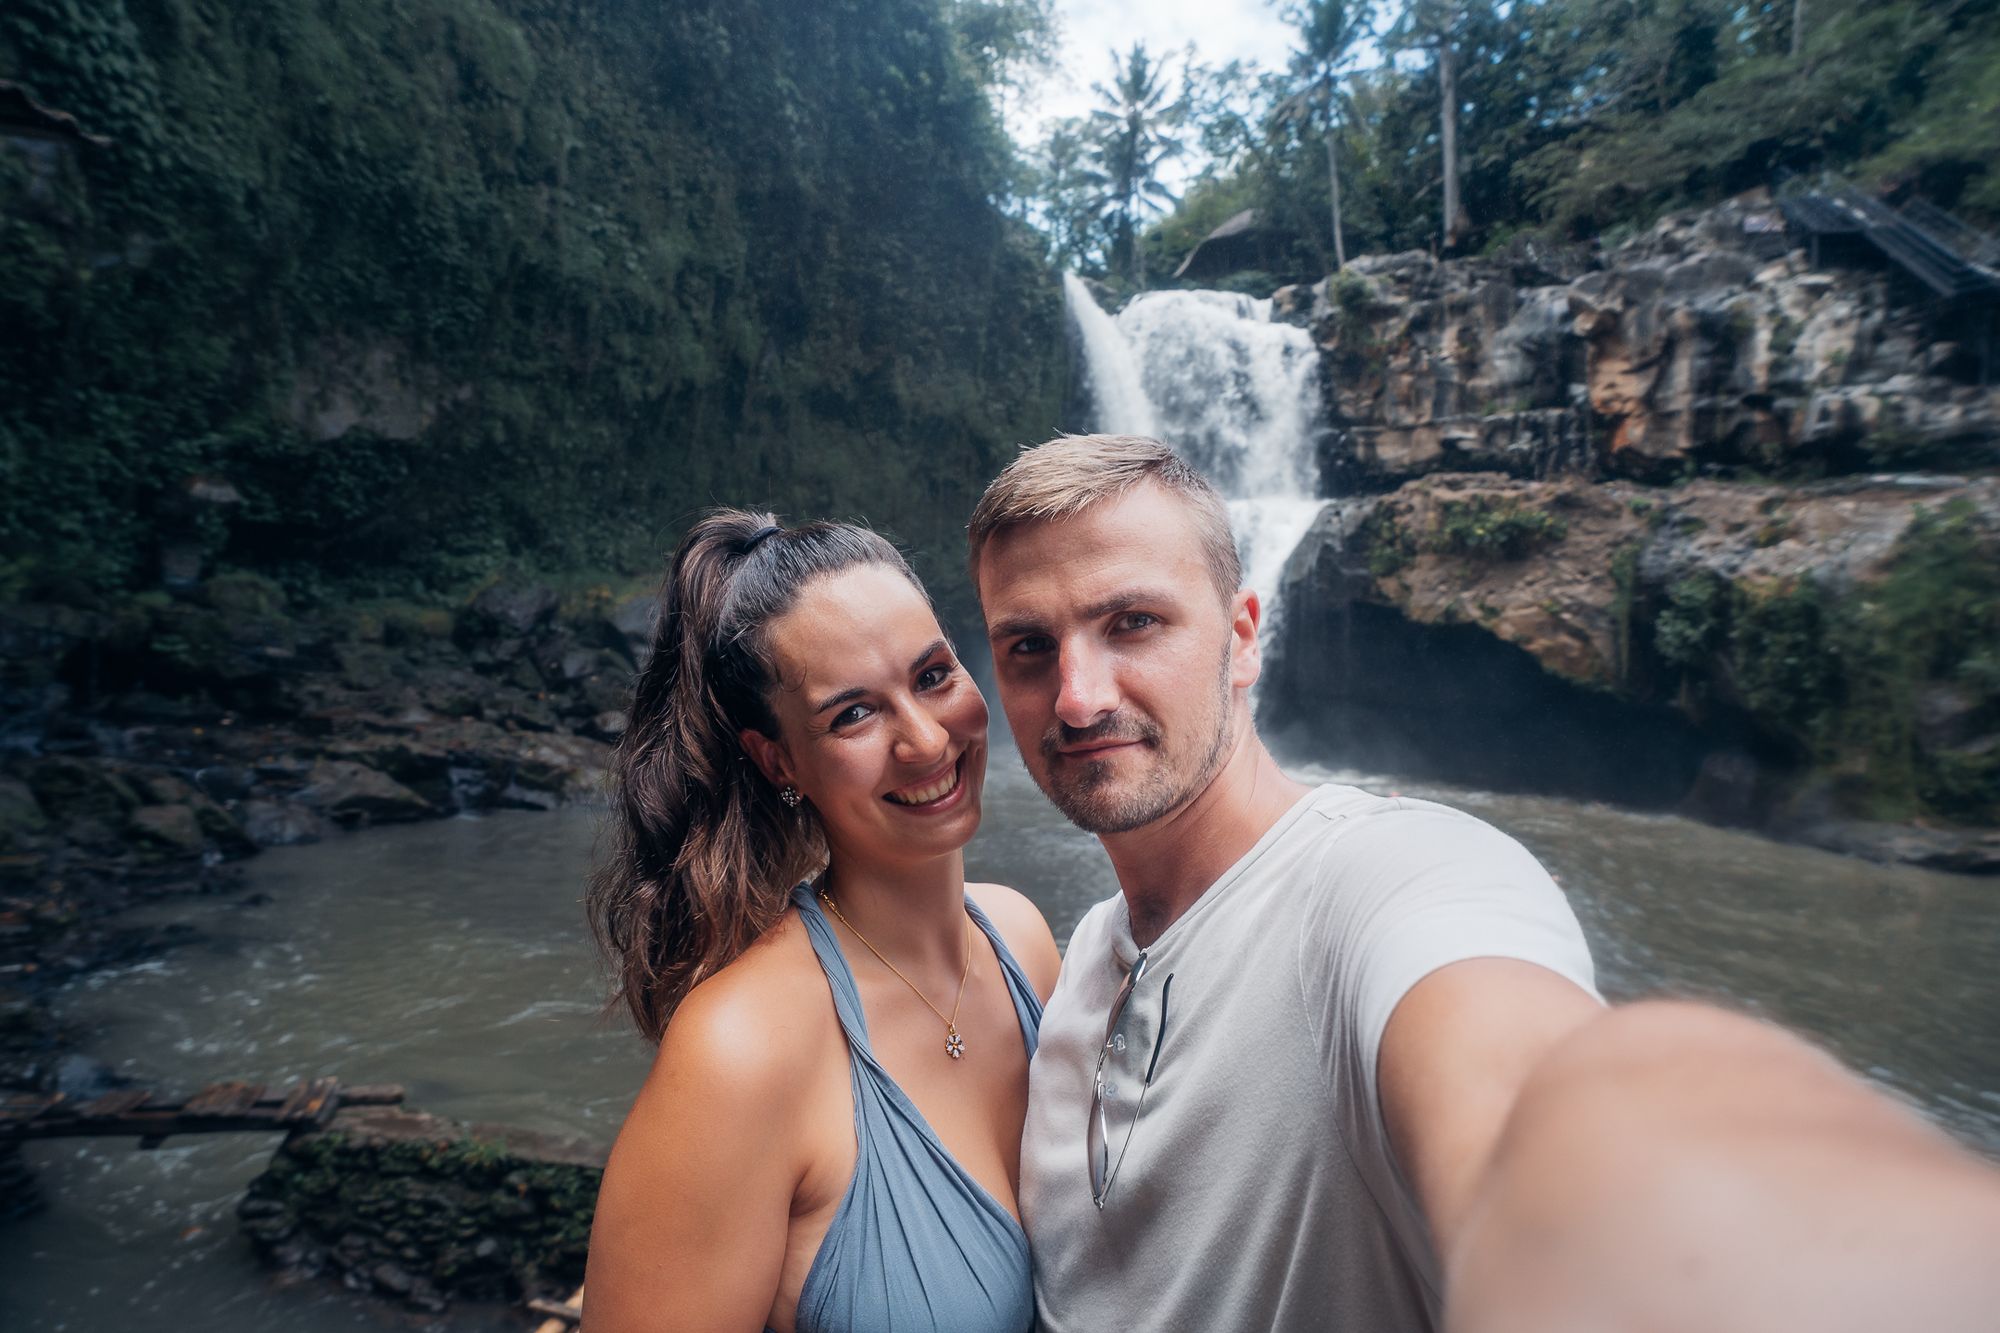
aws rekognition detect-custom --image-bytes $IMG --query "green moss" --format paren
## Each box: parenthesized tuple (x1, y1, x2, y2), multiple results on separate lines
(1654, 571, 1730, 672)
(1731, 580, 1838, 733)
(0, 0, 1065, 612)
(1360, 508, 1415, 579)
(1644, 500, 2000, 822)
(1608, 541, 1641, 686)
(1425, 498, 1567, 561)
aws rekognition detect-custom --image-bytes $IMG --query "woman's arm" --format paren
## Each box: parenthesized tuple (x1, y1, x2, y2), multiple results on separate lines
(584, 978, 811, 1332)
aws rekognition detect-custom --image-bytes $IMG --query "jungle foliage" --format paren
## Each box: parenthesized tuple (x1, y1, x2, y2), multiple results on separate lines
(1, 0, 1066, 608)
(1650, 501, 2000, 822)
(1027, 0, 2000, 287)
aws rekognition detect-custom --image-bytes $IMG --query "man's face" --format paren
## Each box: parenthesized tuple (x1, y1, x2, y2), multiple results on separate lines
(976, 481, 1260, 835)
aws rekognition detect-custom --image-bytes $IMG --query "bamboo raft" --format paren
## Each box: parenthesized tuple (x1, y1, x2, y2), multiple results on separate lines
(0, 1078, 404, 1147)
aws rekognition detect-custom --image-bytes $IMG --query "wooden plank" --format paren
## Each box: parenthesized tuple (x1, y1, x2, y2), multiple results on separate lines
(272, 1080, 314, 1122)
(0, 1093, 60, 1122)
(531, 1284, 584, 1332)
(214, 1083, 265, 1117)
(182, 1081, 259, 1117)
(277, 1077, 340, 1125)
(78, 1088, 151, 1118)
(338, 1084, 406, 1106)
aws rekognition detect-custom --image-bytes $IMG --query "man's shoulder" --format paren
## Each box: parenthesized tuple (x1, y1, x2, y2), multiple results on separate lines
(1288, 783, 1554, 889)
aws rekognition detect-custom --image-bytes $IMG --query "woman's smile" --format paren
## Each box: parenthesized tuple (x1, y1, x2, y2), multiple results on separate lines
(885, 753, 968, 810)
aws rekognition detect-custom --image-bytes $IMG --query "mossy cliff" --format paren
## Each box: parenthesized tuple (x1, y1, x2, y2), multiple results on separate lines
(1273, 475, 2000, 870)
(0, 0, 1065, 608)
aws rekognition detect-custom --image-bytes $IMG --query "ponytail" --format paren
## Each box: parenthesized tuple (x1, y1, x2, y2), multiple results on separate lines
(586, 508, 924, 1041)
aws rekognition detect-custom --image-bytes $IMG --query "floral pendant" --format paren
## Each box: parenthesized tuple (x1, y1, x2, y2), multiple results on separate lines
(945, 1025, 965, 1060)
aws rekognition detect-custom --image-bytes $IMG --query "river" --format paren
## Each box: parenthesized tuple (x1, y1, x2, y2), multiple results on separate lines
(3, 737, 1997, 1331)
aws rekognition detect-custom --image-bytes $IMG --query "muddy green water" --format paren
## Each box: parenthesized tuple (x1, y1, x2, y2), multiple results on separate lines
(4, 746, 1997, 1331)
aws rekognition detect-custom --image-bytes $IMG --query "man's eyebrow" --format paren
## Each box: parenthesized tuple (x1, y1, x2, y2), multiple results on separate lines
(1079, 588, 1175, 621)
(985, 589, 1177, 641)
(985, 614, 1046, 642)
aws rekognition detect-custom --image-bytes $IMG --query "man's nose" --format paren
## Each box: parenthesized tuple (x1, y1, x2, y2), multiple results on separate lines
(1054, 642, 1119, 730)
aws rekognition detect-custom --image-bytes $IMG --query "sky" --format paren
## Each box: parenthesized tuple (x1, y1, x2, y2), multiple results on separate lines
(1004, 0, 1300, 145)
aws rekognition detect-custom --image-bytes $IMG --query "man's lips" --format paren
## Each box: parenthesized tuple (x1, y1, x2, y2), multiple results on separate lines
(1055, 738, 1146, 758)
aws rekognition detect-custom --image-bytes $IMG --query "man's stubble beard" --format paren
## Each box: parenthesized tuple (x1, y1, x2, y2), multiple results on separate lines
(1035, 645, 1236, 836)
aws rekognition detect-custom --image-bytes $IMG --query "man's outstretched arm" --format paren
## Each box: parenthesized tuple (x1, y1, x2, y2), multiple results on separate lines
(1382, 980, 2000, 1331)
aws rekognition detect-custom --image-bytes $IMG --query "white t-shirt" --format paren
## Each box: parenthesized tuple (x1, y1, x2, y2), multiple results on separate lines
(1019, 783, 1600, 1332)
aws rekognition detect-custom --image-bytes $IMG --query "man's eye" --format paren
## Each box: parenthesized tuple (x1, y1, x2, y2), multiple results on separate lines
(1116, 613, 1159, 632)
(1008, 635, 1054, 657)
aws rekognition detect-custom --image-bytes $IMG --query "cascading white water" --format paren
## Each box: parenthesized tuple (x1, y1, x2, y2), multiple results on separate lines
(1062, 273, 1327, 666)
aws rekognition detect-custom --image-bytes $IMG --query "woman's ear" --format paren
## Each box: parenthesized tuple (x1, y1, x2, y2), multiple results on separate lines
(737, 727, 793, 791)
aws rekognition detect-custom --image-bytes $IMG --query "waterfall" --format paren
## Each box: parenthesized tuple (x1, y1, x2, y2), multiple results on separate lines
(1061, 273, 1327, 672)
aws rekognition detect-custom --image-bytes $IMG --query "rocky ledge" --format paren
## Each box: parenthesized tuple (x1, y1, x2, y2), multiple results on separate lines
(1269, 471, 2000, 872)
(238, 1104, 602, 1314)
(0, 572, 652, 1154)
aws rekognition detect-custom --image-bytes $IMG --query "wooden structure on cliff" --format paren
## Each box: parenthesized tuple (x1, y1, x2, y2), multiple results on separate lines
(0, 1078, 404, 1147)
(1781, 186, 2000, 381)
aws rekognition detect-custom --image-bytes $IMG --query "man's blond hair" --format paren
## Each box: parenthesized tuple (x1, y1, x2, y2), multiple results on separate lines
(967, 434, 1242, 604)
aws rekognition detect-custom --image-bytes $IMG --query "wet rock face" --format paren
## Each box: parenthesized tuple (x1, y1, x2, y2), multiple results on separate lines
(1282, 198, 2000, 490)
(1270, 472, 2000, 849)
(239, 1105, 603, 1313)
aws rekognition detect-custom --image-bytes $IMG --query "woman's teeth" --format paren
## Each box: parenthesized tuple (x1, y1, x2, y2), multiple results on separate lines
(886, 761, 960, 806)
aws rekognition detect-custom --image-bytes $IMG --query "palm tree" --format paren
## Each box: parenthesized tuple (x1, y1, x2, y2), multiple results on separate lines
(1088, 44, 1184, 288)
(1281, 0, 1372, 269)
(1389, 0, 1469, 252)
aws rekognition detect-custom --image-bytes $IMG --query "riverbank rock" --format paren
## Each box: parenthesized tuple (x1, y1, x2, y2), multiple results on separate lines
(1270, 471, 2000, 862)
(1285, 197, 2000, 491)
(239, 1104, 603, 1313)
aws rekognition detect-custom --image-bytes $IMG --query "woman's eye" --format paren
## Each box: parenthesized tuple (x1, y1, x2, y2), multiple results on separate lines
(916, 662, 954, 690)
(831, 703, 872, 729)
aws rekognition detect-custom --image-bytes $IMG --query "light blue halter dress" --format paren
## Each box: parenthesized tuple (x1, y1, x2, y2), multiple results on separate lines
(779, 883, 1041, 1333)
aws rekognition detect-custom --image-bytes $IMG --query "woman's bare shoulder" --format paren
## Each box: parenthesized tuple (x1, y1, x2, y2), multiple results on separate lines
(967, 882, 1061, 1002)
(621, 910, 836, 1141)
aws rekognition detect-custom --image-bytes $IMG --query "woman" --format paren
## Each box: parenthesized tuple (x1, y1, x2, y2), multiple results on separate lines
(583, 510, 1061, 1333)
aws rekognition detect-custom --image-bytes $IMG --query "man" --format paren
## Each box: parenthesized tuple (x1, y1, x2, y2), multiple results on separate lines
(969, 434, 2000, 1332)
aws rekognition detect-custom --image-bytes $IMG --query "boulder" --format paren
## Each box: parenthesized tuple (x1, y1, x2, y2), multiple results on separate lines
(127, 804, 205, 858)
(295, 760, 434, 827)
(460, 583, 559, 642)
(25, 757, 140, 825)
(238, 799, 330, 847)
(0, 777, 50, 853)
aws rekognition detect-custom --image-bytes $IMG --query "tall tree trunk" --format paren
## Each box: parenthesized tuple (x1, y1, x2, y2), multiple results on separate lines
(1792, 0, 1806, 59)
(1439, 20, 1462, 252)
(1327, 119, 1346, 269)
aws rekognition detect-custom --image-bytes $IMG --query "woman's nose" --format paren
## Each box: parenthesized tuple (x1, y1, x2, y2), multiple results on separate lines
(892, 703, 950, 766)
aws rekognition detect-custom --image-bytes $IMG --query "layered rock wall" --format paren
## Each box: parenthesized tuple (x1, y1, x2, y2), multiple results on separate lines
(1278, 199, 2000, 490)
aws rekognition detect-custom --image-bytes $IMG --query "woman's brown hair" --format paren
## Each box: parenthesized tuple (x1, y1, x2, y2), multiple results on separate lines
(587, 508, 925, 1041)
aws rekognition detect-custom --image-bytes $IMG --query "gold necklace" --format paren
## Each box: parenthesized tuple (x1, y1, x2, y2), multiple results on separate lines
(818, 886, 973, 1061)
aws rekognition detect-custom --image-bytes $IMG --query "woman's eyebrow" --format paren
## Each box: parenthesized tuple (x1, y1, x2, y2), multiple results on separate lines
(908, 638, 948, 673)
(811, 685, 866, 716)
(810, 640, 946, 715)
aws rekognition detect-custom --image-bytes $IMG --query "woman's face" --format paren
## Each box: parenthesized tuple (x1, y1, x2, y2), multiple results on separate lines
(747, 563, 988, 870)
